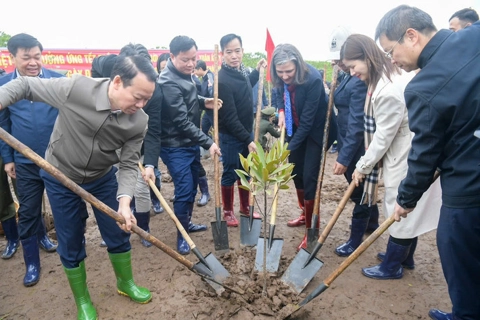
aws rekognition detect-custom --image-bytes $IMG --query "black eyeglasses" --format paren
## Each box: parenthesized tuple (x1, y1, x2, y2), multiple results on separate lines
(385, 32, 406, 59)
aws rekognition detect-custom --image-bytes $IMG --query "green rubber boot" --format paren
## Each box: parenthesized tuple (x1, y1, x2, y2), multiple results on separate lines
(63, 261, 98, 320)
(108, 251, 152, 304)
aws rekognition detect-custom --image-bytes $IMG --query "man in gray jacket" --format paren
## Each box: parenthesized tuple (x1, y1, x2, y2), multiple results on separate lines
(0, 54, 157, 320)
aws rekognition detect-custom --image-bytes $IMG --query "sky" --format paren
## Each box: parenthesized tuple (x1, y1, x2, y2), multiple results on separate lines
(1, 0, 478, 61)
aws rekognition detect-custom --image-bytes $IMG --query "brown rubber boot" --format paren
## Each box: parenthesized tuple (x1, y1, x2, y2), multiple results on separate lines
(287, 189, 306, 227)
(221, 185, 238, 227)
(237, 180, 261, 219)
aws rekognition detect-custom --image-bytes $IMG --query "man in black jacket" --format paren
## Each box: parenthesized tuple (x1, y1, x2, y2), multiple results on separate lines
(376, 5, 480, 320)
(217, 33, 266, 227)
(158, 36, 221, 255)
(91, 43, 163, 247)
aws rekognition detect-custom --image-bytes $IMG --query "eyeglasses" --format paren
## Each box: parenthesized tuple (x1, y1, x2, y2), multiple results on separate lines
(385, 32, 406, 60)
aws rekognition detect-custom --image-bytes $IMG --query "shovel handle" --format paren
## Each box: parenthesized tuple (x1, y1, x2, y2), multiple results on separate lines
(324, 215, 395, 286)
(213, 44, 221, 208)
(313, 67, 339, 215)
(139, 163, 196, 250)
(0, 127, 195, 270)
(270, 125, 285, 226)
(317, 180, 356, 244)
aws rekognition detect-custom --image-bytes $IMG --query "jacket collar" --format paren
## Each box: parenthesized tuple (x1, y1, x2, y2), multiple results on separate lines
(165, 59, 193, 81)
(417, 29, 452, 69)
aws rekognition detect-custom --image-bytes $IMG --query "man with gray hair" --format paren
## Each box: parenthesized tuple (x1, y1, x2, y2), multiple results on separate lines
(375, 5, 480, 320)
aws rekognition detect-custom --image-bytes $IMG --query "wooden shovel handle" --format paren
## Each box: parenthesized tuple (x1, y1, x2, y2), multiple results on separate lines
(213, 44, 221, 207)
(138, 163, 196, 249)
(323, 170, 441, 286)
(0, 127, 195, 269)
(270, 125, 286, 226)
(318, 180, 356, 244)
(248, 66, 266, 207)
(313, 67, 338, 215)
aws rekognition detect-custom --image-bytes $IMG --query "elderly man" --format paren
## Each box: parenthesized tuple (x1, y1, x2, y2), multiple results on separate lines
(0, 54, 157, 320)
(376, 5, 480, 320)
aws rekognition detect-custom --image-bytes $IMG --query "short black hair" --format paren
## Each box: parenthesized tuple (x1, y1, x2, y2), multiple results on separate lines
(169, 36, 197, 56)
(7, 33, 43, 56)
(449, 8, 479, 23)
(195, 60, 207, 71)
(119, 43, 151, 61)
(110, 55, 157, 86)
(219, 34, 242, 52)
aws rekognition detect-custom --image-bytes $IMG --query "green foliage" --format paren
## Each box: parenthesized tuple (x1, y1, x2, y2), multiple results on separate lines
(235, 140, 294, 205)
(0, 31, 11, 47)
(242, 52, 266, 69)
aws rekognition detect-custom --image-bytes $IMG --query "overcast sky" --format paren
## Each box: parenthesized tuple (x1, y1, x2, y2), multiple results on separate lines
(2, 0, 478, 61)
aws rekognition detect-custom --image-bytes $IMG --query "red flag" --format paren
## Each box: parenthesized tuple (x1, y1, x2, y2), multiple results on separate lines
(265, 28, 275, 82)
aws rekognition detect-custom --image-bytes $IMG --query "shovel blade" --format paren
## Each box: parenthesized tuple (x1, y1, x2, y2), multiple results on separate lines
(240, 215, 262, 246)
(281, 248, 323, 294)
(198, 252, 231, 295)
(211, 219, 229, 253)
(254, 237, 284, 273)
(306, 227, 319, 252)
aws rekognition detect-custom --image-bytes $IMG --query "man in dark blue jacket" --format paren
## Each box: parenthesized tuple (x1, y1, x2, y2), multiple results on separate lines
(376, 5, 480, 320)
(0, 33, 60, 286)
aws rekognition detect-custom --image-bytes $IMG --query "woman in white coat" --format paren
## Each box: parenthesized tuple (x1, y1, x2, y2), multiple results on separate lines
(341, 34, 441, 280)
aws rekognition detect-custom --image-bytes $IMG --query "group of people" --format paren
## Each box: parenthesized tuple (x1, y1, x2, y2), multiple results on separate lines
(0, 5, 479, 320)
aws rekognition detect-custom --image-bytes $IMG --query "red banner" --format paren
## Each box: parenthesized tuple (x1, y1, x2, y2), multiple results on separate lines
(0, 48, 217, 77)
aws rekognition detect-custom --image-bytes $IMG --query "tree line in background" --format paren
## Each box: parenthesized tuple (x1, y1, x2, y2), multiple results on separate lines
(1, 31, 333, 81)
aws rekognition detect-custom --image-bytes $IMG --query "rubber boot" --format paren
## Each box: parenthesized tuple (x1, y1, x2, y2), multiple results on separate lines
(175, 203, 191, 255)
(428, 309, 454, 320)
(21, 235, 41, 287)
(377, 237, 417, 269)
(187, 202, 207, 233)
(237, 180, 261, 219)
(296, 199, 316, 252)
(134, 210, 152, 248)
(335, 218, 369, 257)
(63, 261, 98, 320)
(222, 185, 238, 227)
(362, 237, 411, 279)
(150, 187, 164, 214)
(109, 251, 152, 303)
(1, 215, 19, 259)
(366, 205, 380, 234)
(196, 176, 211, 207)
(287, 189, 306, 227)
(37, 217, 58, 253)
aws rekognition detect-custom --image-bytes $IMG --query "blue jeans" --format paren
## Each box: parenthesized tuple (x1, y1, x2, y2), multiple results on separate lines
(160, 146, 200, 220)
(16, 163, 47, 239)
(437, 205, 480, 319)
(201, 112, 213, 138)
(219, 132, 252, 186)
(41, 167, 131, 268)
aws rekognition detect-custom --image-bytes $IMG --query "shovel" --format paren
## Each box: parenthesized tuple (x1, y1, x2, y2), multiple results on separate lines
(239, 65, 265, 246)
(280, 215, 396, 319)
(0, 127, 239, 294)
(139, 163, 231, 292)
(307, 67, 339, 251)
(210, 44, 230, 253)
(254, 126, 285, 273)
(281, 181, 356, 293)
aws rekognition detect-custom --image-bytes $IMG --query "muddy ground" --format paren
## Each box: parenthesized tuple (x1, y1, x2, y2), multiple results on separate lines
(0, 150, 451, 319)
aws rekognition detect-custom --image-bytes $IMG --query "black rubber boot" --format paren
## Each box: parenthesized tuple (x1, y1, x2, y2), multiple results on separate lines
(335, 218, 369, 257)
(134, 210, 152, 248)
(362, 236, 411, 280)
(1, 215, 19, 259)
(377, 237, 417, 269)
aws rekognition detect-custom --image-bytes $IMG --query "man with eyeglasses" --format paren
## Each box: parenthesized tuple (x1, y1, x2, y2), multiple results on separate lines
(376, 5, 480, 320)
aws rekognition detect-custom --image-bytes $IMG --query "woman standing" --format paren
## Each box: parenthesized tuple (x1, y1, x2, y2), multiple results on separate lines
(271, 44, 337, 251)
(328, 26, 380, 257)
(342, 34, 441, 279)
